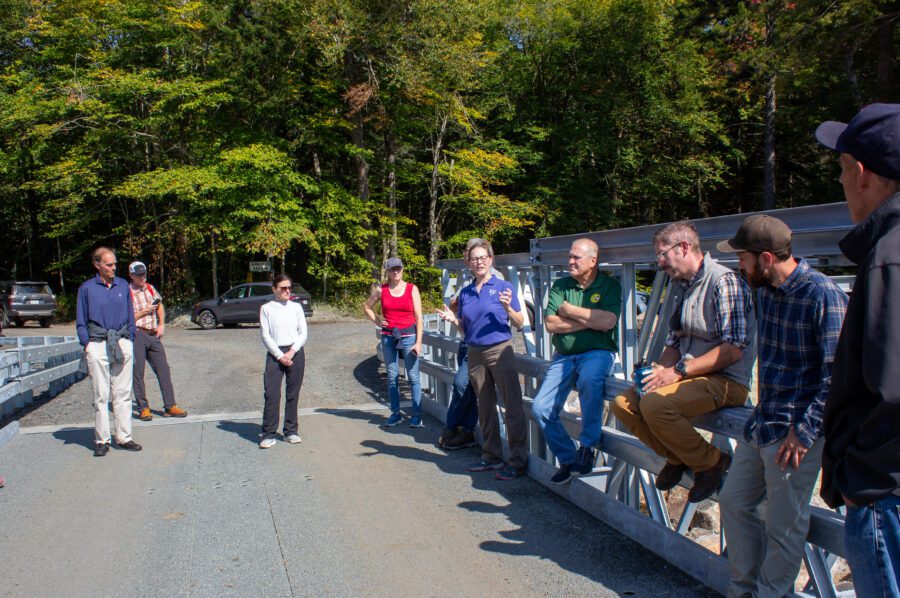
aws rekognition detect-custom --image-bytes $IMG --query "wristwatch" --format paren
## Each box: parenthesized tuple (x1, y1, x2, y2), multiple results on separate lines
(674, 359, 688, 378)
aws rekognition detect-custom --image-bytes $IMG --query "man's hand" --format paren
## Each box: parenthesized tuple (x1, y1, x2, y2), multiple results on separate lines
(156, 324, 165, 339)
(641, 364, 682, 393)
(775, 428, 809, 470)
(557, 301, 574, 318)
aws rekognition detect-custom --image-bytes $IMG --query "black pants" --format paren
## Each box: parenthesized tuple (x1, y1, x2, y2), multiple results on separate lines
(262, 346, 306, 439)
(133, 328, 176, 410)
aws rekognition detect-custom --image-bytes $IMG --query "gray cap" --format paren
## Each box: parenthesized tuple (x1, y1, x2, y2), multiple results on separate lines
(385, 257, 403, 270)
(128, 261, 147, 275)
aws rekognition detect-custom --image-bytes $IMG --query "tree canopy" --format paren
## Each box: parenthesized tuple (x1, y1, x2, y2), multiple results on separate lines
(0, 0, 894, 300)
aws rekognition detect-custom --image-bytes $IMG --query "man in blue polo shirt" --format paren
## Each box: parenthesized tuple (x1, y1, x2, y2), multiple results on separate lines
(532, 238, 621, 484)
(76, 247, 141, 457)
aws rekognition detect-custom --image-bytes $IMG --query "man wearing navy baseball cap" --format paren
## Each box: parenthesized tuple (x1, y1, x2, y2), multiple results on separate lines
(816, 103, 900, 595)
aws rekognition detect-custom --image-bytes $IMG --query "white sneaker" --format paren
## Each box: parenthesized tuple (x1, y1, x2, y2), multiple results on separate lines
(285, 434, 302, 444)
(259, 438, 277, 449)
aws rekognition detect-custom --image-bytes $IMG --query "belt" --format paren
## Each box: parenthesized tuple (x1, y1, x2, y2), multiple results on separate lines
(138, 327, 157, 333)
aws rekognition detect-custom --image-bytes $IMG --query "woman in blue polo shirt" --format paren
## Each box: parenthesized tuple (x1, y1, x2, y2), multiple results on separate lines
(436, 238, 528, 480)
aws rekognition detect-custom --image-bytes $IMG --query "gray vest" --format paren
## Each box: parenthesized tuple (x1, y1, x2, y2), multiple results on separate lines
(668, 253, 756, 388)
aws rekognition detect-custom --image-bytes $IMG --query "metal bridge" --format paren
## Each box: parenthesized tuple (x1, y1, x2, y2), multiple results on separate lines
(417, 202, 856, 597)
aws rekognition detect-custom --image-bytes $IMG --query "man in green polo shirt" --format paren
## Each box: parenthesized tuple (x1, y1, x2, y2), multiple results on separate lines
(531, 238, 621, 484)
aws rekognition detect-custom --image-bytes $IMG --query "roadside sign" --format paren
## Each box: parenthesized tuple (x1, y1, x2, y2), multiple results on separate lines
(249, 261, 272, 272)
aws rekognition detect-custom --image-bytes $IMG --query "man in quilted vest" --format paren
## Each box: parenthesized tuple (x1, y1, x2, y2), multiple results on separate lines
(611, 221, 756, 503)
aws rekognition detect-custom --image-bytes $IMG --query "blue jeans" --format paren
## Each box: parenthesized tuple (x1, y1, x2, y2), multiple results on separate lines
(381, 334, 422, 417)
(844, 494, 900, 597)
(531, 349, 615, 465)
(445, 343, 478, 432)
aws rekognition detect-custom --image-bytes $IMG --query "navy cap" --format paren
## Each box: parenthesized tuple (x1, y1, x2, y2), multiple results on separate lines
(816, 103, 900, 180)
(385, 257, 403, 270)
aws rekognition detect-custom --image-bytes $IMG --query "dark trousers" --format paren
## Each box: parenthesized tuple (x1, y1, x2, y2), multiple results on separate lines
(133, 328, 176, 410)
(445, 343, 478, 432)
(262, 346, 306, 439)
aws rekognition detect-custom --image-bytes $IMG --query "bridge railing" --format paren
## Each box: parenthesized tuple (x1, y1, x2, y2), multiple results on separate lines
(0, 336, 85, 445)
(418, 202, 856, 598)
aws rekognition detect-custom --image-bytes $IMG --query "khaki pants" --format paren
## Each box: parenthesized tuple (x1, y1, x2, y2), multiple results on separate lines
(468, 341, 528, 470)
(720, 434, 824, 598)
(86, 339, 134, 445)
(610, 374, 748, 472)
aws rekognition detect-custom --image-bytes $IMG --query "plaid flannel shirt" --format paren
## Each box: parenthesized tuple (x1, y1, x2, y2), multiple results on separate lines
(746, 259, 847, 447)
(666, 260, 753, 351)
(131, 283, 160, 330)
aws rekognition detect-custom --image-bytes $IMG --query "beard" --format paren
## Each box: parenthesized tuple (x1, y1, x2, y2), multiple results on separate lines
(743, 264, 768, 289)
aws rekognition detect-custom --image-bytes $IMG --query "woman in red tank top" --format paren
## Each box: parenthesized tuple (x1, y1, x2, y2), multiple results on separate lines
(363, 257, 424, 428)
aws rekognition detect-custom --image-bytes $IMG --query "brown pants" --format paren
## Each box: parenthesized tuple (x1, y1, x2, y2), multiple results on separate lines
(610, 374, 748, 472)
(468, 340, 528, 470)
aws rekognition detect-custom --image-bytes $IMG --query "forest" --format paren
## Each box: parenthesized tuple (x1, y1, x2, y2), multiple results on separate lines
(0, 0, 895, 304)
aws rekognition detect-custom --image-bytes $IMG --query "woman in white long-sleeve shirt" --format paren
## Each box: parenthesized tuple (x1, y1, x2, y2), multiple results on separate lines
(259, 274, 308, 449)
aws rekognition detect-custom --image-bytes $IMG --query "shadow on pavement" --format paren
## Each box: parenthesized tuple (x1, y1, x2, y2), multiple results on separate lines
(51, 427, 96, 452)
(217, 420, 261, 443)
(351, 355, 387, 404)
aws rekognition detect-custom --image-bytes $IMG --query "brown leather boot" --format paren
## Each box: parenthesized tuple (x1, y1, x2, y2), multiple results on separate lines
(688, 451, 732, 503)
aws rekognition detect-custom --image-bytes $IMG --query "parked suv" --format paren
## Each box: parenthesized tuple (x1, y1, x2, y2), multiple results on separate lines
(191, 282, 313, 330)
(1, 281, 57, 328)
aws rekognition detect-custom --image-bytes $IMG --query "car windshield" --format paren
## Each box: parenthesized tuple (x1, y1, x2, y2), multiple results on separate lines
(15, 284, 51, 294)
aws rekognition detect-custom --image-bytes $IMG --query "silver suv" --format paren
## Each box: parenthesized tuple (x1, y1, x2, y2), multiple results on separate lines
(1, 281, 57, 328)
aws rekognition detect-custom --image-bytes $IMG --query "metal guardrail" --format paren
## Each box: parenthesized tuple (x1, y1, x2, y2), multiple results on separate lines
(423, 202, 857, 597)
(0, 336, 85, 418)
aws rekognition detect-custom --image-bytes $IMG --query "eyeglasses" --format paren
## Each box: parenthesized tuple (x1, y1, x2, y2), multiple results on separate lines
(276, 286, 292, 291)
(655, 244, 681, 260)
(469, 255, 491, 264)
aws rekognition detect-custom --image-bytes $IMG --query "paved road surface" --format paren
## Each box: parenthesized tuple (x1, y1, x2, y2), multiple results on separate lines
(0, 320, 715, 597)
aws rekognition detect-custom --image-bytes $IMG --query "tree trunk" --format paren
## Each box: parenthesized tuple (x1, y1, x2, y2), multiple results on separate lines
(344, 51, 375, 273)
(427, 114, 449, 266)
(211, 230, 218, 298)
(762, 9, 777, 211)
(876, 6, 897, 102)
(57, 238, 65, 293)
(385, 129, 398, 257)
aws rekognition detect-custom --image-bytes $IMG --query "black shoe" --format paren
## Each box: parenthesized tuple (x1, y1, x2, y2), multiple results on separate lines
(437, 427, 458, 448)
(655, 462, 688, 491)
(688, 452, 732, 503)
(118, 440, 142, 452)
(550, 463, 574, 484)
(93, 443, 109, 457)
(444, 430, 477, 451)
(571, 446, 595, 476)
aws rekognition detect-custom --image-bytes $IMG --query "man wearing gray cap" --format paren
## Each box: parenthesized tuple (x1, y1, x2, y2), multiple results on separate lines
(716, 215, 847, 598)
(815, 103, 900, 595)
(128, 261, 187, 421)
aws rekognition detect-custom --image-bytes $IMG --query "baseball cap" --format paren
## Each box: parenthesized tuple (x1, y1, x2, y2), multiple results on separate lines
(815, 103, 900, 180)
(716, 214, 792, 254)
(385, 257, 403, 270)
(128, 261, 147, 276)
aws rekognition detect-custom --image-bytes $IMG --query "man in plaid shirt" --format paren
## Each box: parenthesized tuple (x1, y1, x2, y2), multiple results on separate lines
(717, 215, 847, 598)
(129, 261, 187, 420)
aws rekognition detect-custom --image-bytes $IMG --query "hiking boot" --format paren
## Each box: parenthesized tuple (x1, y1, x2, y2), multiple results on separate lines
(118, 440, 142, 451)
(550, 463, 574, 484)
(408, 416, 424, 428)
(139, 408, 152, 421)
(655, 462, 688, 491)
(437, 427, 458, 448)
(495, 465, 526, 481)
(383, 413, 402, 427)
(94, 443, 110, 457)
(571, 446, 595, 476)
(163, 405, 188, 418)
(444, 430, 477, 451)
(688, 452, 732, 503)
(259, 438, 276, 449)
